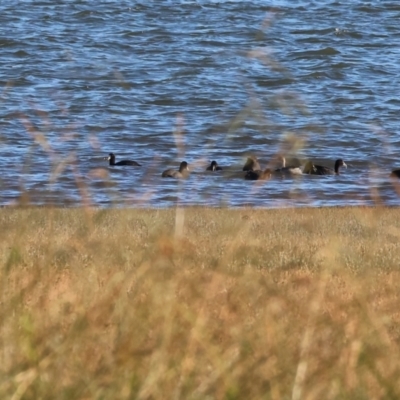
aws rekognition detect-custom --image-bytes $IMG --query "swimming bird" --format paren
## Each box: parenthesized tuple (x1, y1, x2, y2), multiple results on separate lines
(161, 161, 190, 178)
(274, 156, 302, 175)
(245, 168, 272, 181)
(243, 156, 261, 172)
(390, 169, 400, 178)
(303, 159, 347, 175)
(108, 153, 141, 166)
(206, 160, 223, 171)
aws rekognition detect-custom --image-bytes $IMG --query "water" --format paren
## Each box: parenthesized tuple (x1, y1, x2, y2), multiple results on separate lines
(1, 1, 400, 207)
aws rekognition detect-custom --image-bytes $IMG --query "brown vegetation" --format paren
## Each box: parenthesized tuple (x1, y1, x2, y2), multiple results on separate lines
(1, 206, 400, 399)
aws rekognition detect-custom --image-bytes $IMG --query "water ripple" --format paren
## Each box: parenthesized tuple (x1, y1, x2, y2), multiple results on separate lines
(0, 0, 399, 207)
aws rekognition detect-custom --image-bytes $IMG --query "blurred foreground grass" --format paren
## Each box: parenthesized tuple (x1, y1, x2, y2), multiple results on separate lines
(2, 206, 400, 399)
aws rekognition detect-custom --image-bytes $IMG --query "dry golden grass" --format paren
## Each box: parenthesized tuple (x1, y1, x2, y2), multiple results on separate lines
(1, 206, 400, 399)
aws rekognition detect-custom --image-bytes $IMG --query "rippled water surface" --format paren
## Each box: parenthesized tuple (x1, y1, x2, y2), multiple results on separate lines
(1, 0, 400, 207)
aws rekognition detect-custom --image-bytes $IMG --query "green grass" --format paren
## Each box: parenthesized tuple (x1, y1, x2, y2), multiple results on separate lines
(1, 206, 400, 399)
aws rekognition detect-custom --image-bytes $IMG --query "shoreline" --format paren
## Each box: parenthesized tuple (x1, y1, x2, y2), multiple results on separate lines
(3, 203, 400, 209)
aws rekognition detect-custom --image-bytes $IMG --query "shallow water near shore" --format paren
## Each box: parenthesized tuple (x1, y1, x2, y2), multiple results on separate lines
(1, 1, 400, 207)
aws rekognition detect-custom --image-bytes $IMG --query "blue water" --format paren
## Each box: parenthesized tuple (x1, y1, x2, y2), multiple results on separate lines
(1, 1, 400, 207)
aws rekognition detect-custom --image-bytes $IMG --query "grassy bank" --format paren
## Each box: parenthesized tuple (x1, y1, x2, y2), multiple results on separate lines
(1, 206, 400, 399)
